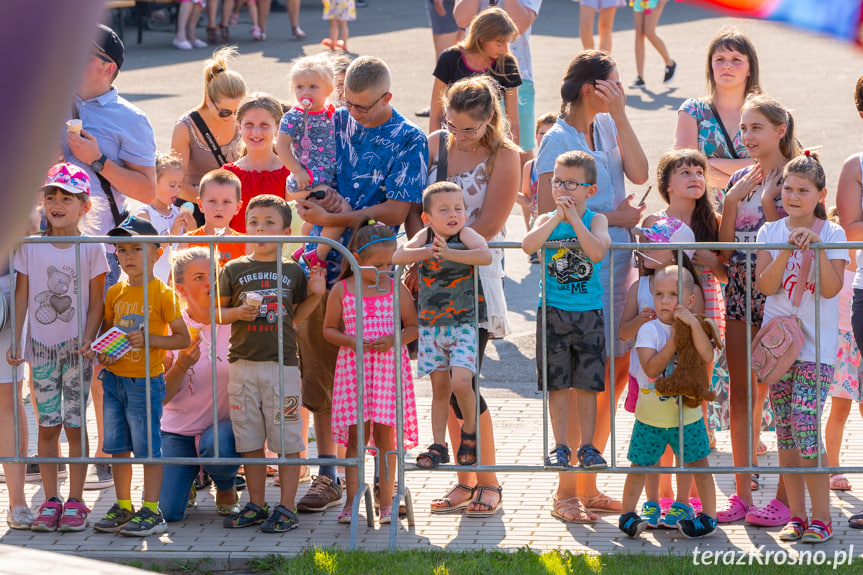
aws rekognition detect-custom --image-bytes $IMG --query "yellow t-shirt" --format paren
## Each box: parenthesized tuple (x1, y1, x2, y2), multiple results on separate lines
(104, 278, 182, 378)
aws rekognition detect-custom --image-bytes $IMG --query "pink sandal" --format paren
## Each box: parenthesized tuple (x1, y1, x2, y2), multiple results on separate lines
(745, 498, 791, 527)
(717, 494, 755, 523)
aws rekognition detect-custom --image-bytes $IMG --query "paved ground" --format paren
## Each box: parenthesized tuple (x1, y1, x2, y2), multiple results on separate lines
(5, 0, 863, 570)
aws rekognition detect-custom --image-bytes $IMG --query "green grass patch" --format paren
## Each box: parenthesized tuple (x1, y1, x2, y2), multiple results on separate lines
(246, 547, 861, 574)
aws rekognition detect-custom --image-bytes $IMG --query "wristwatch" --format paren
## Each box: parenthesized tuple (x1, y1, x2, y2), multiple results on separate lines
(91, 153, 107, 173)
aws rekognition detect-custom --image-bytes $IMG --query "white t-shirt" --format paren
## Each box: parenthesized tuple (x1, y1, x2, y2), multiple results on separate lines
(14, 238, 109, 358)
(477, 0, 542, 83)
(757, 218, 849, 364)
(140, 204, 181, 283)
(633, 319, 703, 428)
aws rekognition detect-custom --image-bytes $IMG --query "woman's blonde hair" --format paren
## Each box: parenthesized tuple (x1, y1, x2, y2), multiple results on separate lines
(442, 76, 520, 176)
(155, 152, 184, 180)
(201, 46, 247, 109)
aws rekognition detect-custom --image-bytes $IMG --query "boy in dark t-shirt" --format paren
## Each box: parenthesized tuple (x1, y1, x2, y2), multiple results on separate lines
(217, 195, 325, 533)
(393, 182, 491, 469)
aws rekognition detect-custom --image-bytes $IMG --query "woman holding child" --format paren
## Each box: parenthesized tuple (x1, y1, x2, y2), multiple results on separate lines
(159, 247, 241, 522)
(534, 50, 649, 522)
(422, 76, 520, 517)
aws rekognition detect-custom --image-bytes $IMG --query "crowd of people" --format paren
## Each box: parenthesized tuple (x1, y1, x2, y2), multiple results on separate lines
(2, 0, 863, 548)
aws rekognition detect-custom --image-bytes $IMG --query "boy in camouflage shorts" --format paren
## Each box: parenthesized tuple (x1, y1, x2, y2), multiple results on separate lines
(393, 182, 492, 469)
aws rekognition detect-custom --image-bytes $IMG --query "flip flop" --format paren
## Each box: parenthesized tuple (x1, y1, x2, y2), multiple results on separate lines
(745, 498, 791, 527)
(830, 473, 852, 491)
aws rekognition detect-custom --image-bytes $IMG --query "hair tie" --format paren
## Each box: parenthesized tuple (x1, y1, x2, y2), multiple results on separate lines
(367, 219, 376, 225)
(357, 232, 404, 254)
(803, 149, 811, 157)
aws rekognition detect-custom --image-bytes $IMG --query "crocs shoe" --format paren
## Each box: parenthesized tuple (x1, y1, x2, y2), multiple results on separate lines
(689, 498, 703, 516)
(660, 501, 693, 529)
(641, 501, 660, 529)
(678, 512, 717, 539)
(57, 499, 90, 532)
(717, 494, 754, 523)
(801, 520, 833, 544)
(619, 511, 647, 538)
(31, 497, 63, 532)
(745, 498, 791, 527)
(658, 497, 673, 515)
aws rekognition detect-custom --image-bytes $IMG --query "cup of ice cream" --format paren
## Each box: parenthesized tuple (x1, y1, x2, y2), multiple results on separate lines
(66, 119, 82, 135)
(245, 292, 263, 307)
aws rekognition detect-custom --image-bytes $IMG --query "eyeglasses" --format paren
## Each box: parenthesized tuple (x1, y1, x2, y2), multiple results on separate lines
(343, 91, 389, 114)
(92, 51, 113, 64)
(441, 119, 488, 135)
(550, 177, 592, 191)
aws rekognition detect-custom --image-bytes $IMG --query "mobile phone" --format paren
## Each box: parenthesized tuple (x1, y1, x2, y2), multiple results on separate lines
(637, 185, 652, 207)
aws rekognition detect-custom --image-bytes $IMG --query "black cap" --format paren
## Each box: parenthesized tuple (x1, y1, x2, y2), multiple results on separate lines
(108, 215, 159, 238)
(94, 24, 125, 70)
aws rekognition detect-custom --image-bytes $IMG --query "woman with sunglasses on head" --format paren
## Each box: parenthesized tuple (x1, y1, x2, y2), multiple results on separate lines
(534, 49, 648, 523)
(420, 76, 520, 519)
(171, 47, 247, 227)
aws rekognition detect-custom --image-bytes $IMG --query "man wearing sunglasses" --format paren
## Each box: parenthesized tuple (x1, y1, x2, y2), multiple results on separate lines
(293, 56, 428, 514)
(61, 24, 157, 491)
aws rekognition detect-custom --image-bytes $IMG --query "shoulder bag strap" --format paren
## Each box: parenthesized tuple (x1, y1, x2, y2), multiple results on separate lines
(72, 105, 127, 226)
(708, 103, 740, 160)
(435, 130, 449, 183)
(189, 111, 228, 167)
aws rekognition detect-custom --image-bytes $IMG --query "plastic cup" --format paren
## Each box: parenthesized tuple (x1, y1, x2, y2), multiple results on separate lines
(66, 119, 82, 135)
(245, 292, 263, 307)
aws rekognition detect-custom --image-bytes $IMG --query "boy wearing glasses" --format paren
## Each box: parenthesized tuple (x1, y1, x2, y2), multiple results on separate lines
(292, 56, 428, 513)
(522, 151, 612, 473)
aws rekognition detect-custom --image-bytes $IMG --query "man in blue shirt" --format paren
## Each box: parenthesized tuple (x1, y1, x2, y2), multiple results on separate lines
(294, 56, 428, 513)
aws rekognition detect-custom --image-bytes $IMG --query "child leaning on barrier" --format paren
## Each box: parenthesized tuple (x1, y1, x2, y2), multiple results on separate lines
(755, 152, 848, 544)
(521, 150, 611, 474)
(217, 194, 325, 534)
(7, 164, 109, 532)
(94, 216, 191, 537)
(393, 181, 491, 470)
(619, 265, 718, 540)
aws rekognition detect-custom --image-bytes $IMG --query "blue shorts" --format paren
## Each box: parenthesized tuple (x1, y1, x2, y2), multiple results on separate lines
(99, 370, 166, 458)
(518, 80, 536, 151)
(627, 419, 710, 466)
(426, 0, 460, 35)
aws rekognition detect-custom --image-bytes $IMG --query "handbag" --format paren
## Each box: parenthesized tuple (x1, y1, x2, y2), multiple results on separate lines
(750, 220, 824, 384)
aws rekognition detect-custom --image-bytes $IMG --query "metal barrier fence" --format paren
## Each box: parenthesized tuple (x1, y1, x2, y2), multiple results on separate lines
(2, 235, 858, 550)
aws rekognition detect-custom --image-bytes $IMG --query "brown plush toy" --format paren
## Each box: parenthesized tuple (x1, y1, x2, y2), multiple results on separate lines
(654, 315, 722, 408)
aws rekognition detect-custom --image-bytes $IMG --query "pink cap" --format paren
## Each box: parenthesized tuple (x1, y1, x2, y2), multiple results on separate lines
(42, 163, 91, 196)
(633, 217, 695, 258)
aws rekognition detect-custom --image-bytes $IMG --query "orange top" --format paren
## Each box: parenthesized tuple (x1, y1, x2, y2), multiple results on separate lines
(186, 227, 246, 268)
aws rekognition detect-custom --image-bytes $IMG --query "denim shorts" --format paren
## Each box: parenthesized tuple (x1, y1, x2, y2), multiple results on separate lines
(99, 369, 165, 458)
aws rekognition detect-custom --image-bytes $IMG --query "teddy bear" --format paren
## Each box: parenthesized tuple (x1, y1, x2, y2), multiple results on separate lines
(33, 266, 75, 325)
(654, 314, 722, 409)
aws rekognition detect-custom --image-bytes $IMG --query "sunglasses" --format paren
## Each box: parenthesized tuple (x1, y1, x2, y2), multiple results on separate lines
(343, 91, 389, 114)
(215, 106, 235, 118)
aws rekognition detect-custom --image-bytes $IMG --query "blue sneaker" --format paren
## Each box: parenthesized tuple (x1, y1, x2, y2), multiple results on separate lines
(618, 511, 648, 538)
(641, 501, 661, 529)
(660, 501, 694, 529)
(678, 512, 718, 539)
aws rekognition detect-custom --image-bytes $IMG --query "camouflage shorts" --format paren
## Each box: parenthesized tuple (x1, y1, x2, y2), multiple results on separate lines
(30, 339, 92, 428)
(536, 307, 606, 393)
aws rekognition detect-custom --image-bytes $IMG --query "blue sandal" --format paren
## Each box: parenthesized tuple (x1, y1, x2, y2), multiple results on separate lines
(577, 444, 607, 470)
(544, 444, 571, 470)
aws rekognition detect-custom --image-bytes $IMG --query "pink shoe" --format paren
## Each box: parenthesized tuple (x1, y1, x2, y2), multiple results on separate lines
(302, 250, 326, 268)
(658, 497, 674, 515)
(292, 246, 305, 262)
(689, 498, 703, 516)
(745, 498, 791, 527)
(717, 494, 754, 523)
(58, 499, 90, 532)
(30, 498, 63, 532)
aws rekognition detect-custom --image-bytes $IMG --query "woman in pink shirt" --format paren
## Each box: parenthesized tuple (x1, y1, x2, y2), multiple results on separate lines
(159, 247, 240, 521)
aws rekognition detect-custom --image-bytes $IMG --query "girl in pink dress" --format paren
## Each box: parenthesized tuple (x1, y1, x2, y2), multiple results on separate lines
(322, 221, 419, 525)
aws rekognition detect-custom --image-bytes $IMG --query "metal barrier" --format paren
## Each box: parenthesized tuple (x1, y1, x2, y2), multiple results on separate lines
(3, 234, 858, 550)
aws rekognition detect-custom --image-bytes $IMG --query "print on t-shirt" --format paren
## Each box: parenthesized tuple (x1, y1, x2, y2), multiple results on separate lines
(33, 265, 75, 325)
(547, 241, 594, 293)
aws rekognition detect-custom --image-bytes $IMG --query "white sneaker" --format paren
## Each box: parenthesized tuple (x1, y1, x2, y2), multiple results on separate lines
(172, 38, 193, 50)
(191, 38, 208, 48)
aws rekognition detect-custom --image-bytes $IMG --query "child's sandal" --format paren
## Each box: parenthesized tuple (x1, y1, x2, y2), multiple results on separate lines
(576, 444, 607, 470)
(416, 443, 449, 469)
(456, 428, 477, 466)
(544, 444, 571, 470)
(337, 505, 352, 524)
(378, 506, 392, 525)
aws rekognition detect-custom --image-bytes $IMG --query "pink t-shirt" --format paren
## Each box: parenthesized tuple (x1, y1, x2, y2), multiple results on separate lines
(161, 310, 231, 437)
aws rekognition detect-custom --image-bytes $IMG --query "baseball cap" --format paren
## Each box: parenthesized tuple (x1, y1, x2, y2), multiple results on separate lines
(107, 215, 159, 238)
(42, 163, 91, 196)
(632, 217, 696, 259)
(94, 24, 125, 70)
